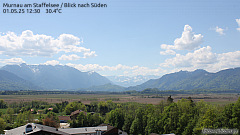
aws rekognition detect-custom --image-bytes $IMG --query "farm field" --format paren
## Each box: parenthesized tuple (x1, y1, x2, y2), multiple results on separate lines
(0, 93, 239, 105)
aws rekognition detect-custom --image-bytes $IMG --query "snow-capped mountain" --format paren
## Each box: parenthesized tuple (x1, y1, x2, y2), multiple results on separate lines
(106, 75, 160, 87)
(1, 63, 111, 90)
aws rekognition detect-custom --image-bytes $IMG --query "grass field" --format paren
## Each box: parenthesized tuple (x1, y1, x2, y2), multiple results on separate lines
(0, 93, 239, 105)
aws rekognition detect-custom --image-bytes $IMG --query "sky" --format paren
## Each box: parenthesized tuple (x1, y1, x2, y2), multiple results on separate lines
(0, 0, 240, 77)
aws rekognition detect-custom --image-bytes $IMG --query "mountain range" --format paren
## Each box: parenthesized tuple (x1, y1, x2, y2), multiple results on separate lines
(0, 63, 111, 90)
(0, 70, 40, 90)
(1, 64, 240, 92)
(127, 68, 240, 91)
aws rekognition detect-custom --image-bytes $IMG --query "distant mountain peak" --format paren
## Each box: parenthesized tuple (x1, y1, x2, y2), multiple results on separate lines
(1, 64, 111, 90)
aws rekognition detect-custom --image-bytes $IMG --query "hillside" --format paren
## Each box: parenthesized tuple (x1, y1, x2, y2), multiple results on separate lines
(0, 70, 41, 90)
(127, 68, 240, 91)
(1, 64, 111, 90)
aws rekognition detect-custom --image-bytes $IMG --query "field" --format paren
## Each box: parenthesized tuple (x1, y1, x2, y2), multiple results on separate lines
(0, 93, 239, 105)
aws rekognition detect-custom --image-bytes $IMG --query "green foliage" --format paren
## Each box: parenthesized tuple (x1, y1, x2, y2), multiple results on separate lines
(96, 100, 116, 115)
(2, 96, 240, 135)
(65, 101, 85, 115)
(6, 108, 14, 124)
(0, 118, 6, 134)
(14, 111, 34, 127)
(70, 112, 103, 128)
(43, 112, 59, 128)
(105, 108, 124, 129)
(0, 99, 7, 109)
(55, 101, 69, 112)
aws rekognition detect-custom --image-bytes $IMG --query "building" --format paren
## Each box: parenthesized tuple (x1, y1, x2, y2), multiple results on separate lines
(59, 116, 71, 129)
(70, 110, 87, 120)
(37, 110, 43, 114)
(5, 123, 126, 135)
(5, 123, 70, 135)
(59, 126, 108, 135)
(59, 116, 71, 123)
(59, 124, 124, 135)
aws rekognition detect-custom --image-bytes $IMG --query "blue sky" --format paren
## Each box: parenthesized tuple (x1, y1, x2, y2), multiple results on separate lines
(0, 0, 240, 76)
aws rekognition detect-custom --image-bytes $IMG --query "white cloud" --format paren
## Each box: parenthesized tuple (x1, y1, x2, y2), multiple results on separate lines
(83, 51, 97, 58)
(160, 46, 240, 73)
(0, 30, 95, 57)
(160, 49, 176, 55)
(59, 54, 81, 61)
(58, 51, 97, 60)
(160, 25, 203, 53)
(44, 60, 60, 66)
(215, 26, 225, 35)
(0, 58, 25, 65)
(236, 19, 240, 31)
(66, 63, 135, 72)
(66, 63, 166, 76)
(214, 51, 240, 71)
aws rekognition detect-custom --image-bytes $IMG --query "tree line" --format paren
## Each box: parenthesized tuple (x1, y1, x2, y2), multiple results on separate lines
(1, 97, 240, 134)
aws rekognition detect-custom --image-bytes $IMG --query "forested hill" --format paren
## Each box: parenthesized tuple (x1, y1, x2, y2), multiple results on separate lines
(1, 64, 111, 90)
(0, 70, 41, 90)
(127, 68, 240, 91)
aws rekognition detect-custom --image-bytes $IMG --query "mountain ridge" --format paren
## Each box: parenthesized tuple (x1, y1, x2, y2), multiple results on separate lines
(127, 68, 240, 91)
(0, 70, 41, 90)
(1, 64, 240, 92)
(1, 64, 111, 90)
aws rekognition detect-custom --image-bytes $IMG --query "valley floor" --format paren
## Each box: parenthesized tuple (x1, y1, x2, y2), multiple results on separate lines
(0, 93, 238, 105)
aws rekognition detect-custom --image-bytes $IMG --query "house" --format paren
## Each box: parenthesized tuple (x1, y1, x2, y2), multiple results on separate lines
(59, 126, 108, 135)
(59, 116, 71, 123)
(98, 124, 119, 135)
(59, 116, 71, 129)
(5, 123, 126, 135)
(5, 123, 70, 135)
(59, 124, 121, 135)
(70, 110, 87, 120)
(37, 110, 43, 114)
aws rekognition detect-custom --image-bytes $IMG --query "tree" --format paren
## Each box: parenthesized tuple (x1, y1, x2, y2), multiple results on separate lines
(145, 113, 160, 135)
(65, 101, 85, 115)
(222, 103, 234, 128)
(0, 118, 6, 134)
(76, 112, 86, 127)
(0, 100, 7, 109)
(200, 108, 217, 128)
(229, 97, 240, 130)
(43, 112, 59, 128)
(97, 101, 108, 115)
(176, 98, 195, 134)
(105, 108, 124, 129)
(162, 103, 179, 134)
(130, 107, 146, 135)
(122, 112, 134, 134)
(92, 113, 103, 126)
(6, 108, 14, 124)
(15, 112, 25, 127)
